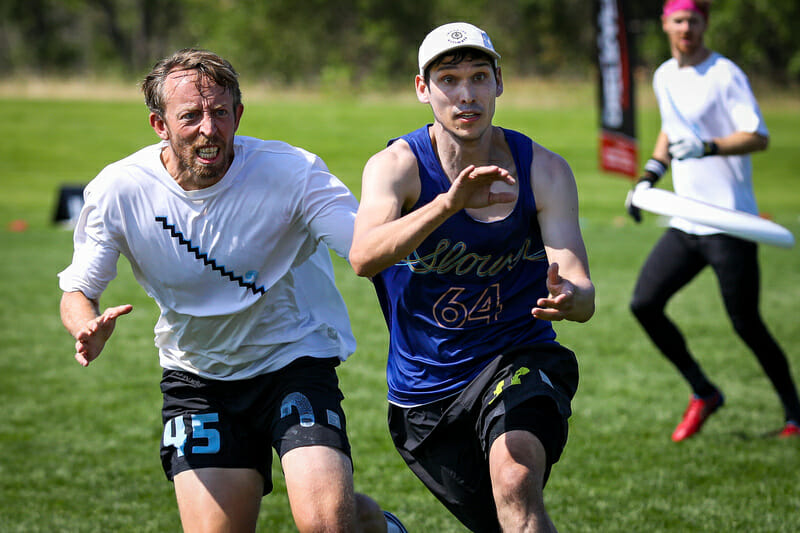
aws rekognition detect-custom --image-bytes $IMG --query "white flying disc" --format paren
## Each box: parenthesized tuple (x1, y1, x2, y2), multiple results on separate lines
(631, 186, 795, 248)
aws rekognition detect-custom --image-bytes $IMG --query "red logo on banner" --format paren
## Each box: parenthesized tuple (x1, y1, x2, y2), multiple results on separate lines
(600, 130, 638, 178)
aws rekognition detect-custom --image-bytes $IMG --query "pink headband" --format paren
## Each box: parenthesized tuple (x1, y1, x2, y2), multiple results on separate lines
(663, 0, 709, 21)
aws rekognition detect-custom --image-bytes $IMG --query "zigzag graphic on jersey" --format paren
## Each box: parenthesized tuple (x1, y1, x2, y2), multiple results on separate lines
(155, 216, 266, 296)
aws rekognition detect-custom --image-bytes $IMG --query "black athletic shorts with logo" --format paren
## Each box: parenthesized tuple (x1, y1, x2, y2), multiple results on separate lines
(160, 356, 351, 495)
(388, 343, 579, 533)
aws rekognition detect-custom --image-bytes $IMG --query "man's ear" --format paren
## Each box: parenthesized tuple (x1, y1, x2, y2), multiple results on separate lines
(415, 74, 430, 104)
(150, 112, 169, 141)
(496, 67, 504, 98)
(233, 103, 244, 132)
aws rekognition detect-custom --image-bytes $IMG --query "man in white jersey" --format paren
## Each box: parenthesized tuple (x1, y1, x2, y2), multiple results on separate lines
(58, 48, 407, 533)
(625, 1, 800, 441)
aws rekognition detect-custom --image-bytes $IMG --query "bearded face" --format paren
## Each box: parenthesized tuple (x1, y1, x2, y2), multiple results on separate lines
(151, 69, 243, 190)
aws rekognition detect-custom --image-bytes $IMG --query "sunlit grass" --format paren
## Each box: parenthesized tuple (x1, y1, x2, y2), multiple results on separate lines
(1, 84, 799, 531)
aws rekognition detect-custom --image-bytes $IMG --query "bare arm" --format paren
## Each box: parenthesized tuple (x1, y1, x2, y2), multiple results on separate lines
(530, 146, 594, 323)
(650, 129, 766, 167)
(653, 130, 671, 162)
(60, 290, 132, 367)
(711, 130, 768, 156)
(349, 142, 516, 278)
(668, 130, 768, 160)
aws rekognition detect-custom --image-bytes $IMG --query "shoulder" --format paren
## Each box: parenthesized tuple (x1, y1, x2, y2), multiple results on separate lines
(233, 136, 333, 194)
(707, 53, 749, 83)
(364, 137, 418, 181)
(530, 142, 576, 207)
(98, 142, 162, 176)
(86, 143, 163, 199)
(708, 52, 739, 70)
(236, 135, 322, 167)
(360, 137, 421, 210)
(653, 58, 676, 77)
(717, 55, 751, 90)
(532, 142, 572, 178)
(652, 59, 677, 90)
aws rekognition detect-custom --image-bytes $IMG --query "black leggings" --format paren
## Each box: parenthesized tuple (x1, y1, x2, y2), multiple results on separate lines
(630, 228, 800, 421)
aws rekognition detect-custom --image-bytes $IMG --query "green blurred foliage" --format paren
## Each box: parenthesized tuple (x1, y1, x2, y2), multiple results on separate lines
(1, 0, 798, 84)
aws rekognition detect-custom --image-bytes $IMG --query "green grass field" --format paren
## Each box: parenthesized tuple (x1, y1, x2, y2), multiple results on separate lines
(1, 80, 799, 532)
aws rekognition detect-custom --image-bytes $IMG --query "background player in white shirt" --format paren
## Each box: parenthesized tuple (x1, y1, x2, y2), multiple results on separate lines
(625, 0, 800, 442)
(58, 48, 406, 533)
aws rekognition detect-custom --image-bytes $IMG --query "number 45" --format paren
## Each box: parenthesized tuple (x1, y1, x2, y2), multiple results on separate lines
(162, 413, 221, 457)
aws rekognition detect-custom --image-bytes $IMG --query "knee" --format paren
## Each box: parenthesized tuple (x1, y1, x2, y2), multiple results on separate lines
(489, 433, 546, 507)
(292, 509, 337, 533)
(729, 314, 772, 347)
(726, 304, 758, 334)
(293, 493, 384, 533)
(729, 314, 750, 337)
(293, 509, 352, 533)
(290, 491, 357, 533)
(491, 459, 549, 529)
(630, 294, 659, 322)
(493, 460, 540, 501)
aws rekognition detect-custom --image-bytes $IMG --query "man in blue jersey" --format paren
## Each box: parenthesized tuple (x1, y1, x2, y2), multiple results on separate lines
(350, 22, 595, 533)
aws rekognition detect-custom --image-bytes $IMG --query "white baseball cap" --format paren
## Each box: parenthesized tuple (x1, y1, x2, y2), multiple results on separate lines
(418, 22, 501, 76)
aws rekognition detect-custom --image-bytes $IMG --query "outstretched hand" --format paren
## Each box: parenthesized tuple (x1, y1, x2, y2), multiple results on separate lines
(532, 263, 579, 322)
(448, 164, 516, 211)
(73, 304, 133, 367)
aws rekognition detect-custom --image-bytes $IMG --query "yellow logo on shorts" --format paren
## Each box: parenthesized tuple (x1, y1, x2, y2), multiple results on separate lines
(489, 366, 530, 405)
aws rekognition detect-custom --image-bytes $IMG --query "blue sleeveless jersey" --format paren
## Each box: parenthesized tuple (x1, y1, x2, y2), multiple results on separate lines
(374, 125, 558, 406)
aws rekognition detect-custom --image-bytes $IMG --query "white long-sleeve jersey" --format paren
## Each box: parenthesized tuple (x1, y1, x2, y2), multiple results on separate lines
(59, 135, 357, 380)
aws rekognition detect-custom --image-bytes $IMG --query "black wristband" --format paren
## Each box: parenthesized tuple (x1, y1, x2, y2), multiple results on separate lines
(639, 158, 668, 185)
(703, 141, 719, 156)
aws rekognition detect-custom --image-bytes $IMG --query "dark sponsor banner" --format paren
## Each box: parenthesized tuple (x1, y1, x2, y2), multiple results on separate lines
(596, 0, 638, 177)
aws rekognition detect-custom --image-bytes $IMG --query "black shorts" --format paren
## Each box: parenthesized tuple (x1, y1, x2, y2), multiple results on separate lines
(388, 343, 578, 532)
(160, 356, 351, 495)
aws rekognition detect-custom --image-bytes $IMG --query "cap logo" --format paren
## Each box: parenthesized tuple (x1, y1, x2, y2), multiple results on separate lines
(446, 29, 468, 44)
(418, 22, 500, 74)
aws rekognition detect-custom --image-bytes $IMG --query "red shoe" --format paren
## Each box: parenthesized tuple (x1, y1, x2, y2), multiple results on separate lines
(779, 421, 800, 438)
(671, 391, 724, 442)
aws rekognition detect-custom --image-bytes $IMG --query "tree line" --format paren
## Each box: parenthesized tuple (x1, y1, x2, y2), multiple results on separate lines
(2, 0, 798, 86)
